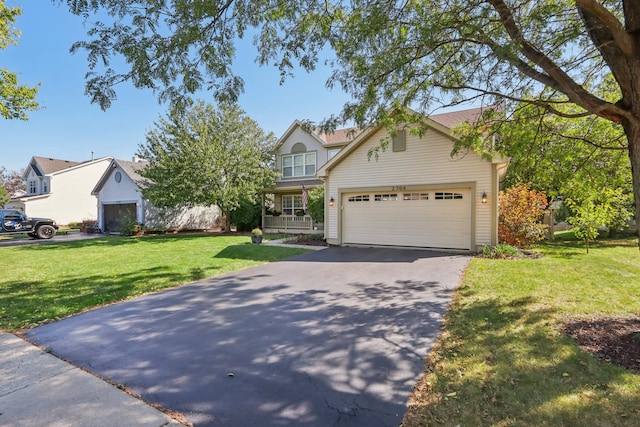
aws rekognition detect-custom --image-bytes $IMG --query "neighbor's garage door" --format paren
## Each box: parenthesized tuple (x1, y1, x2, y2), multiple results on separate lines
(342, 189, 471, 249)
(102, 203, 137, 233)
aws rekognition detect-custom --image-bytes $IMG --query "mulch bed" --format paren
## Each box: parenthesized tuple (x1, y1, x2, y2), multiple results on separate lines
(291, 238, 328, 247)
(563, 316, 640, 372)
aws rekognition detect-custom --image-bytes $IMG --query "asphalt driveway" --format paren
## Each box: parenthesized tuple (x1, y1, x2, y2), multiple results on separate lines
(27, 247, 470, 426)
(0, 232, 102, 247)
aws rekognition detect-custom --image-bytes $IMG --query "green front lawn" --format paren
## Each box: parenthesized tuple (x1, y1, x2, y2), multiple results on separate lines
(403, 236, 640, 426)
(0, 234, 309, 331)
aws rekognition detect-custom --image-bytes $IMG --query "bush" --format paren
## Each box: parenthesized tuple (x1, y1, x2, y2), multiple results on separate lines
(481, 244, 521, 258)
(230, 196, 261, 232)
(119, 214, 140, 236)
(307, 185, 325, 223)
(499, 183, 549, 248)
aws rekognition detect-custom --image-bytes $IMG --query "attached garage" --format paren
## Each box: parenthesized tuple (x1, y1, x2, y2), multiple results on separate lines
(102, 203, 137, 233)
(341, 188, 472, 250)
(317, 107, 509, 251)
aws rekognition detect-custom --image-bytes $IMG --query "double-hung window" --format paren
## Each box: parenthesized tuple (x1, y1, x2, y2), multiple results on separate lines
(282, 152, 316, 178)
(282, 195, 304, 215)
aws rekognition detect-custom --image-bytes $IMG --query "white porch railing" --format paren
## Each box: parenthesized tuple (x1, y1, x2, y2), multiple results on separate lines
(263, 215, 314, 231)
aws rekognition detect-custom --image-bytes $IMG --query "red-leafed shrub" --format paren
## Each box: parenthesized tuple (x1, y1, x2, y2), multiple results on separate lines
(499, 184, 549, 248)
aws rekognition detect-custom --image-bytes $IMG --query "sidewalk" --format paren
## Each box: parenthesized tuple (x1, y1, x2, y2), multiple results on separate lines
(0, 332, 178, 427)
(262, 238, 328, 250)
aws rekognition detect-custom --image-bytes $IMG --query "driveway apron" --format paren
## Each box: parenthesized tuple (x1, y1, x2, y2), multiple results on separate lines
(27, 247, 470, 426)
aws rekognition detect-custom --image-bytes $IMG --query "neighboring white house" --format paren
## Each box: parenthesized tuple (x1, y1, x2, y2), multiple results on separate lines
(92, 158, 220, 233)
(317, 107, 509, 251)
(262, 120, 359, 234)
(6, 156, 113, 225)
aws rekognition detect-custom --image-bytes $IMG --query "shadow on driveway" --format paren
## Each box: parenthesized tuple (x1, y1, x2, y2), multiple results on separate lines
(27, 247, 470, 426)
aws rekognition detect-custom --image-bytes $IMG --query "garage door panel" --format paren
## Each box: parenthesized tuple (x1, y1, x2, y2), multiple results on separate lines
(342, 189, 471, 249)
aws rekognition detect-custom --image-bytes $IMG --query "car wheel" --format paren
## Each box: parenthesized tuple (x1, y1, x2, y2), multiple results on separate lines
(36, 225, 56, 239)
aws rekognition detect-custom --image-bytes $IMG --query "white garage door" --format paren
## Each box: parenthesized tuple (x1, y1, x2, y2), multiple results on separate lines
(342, 189, 471, 249)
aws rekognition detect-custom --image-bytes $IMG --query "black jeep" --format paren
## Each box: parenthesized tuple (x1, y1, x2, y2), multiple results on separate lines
(0, 209, 58, 239)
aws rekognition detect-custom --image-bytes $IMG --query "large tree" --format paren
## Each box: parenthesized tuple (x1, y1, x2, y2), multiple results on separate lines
(481, 76, 634, 232)
(62, 1, 640, 244)
(0, 166, 25, 197)
(137, 101, 276, 231)
(1, 1, 38, 120)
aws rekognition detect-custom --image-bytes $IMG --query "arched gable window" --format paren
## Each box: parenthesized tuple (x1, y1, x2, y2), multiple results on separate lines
(291, 142, 307, 153)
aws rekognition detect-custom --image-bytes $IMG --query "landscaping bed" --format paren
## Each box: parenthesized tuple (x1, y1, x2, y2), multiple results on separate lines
(286, 234, 328, 247)
(563, 315, 640, 372)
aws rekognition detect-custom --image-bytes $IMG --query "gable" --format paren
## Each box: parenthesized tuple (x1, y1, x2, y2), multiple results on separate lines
(326, 125, 491, 185)
(95, 164, 143, 202)
(278, 125, 326, 155)
(92, 159, 149, 195)
(317, 106, 504, 177)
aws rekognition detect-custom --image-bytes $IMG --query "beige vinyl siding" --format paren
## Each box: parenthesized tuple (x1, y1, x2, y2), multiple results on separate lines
(325, 127, 493, 247)
(275, 127, 329, 175)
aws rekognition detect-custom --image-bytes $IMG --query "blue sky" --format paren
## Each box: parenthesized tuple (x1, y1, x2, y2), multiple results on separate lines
(2, 2, 352, 172)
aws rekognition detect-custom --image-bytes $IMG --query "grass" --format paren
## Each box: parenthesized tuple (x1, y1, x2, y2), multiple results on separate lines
(0, 233, 309, 331)
(403, 235, 640, 427)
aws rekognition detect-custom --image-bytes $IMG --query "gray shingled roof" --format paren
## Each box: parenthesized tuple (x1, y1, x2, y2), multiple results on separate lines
(117, 159, 149, 185)
(32, 156, 82, 174)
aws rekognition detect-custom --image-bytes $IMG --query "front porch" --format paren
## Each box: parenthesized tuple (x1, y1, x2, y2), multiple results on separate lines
(262, 179, 324, 235)
(262, 214, 323, 234)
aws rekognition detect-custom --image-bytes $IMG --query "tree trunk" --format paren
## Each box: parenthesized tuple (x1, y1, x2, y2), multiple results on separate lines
(223, 209, 232, 233)
(622, 120, 640, 249)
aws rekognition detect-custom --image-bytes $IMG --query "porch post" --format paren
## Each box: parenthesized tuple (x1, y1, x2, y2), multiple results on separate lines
(261, 192, 265, 228)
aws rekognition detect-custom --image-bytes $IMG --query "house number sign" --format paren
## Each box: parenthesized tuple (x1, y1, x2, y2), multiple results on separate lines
(391, 186, 407, 191)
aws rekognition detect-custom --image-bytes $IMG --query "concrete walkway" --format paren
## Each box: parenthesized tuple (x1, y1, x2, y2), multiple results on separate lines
(0, 332, 177, 427)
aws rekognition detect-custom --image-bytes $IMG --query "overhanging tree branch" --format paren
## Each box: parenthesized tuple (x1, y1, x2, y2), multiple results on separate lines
(576, 0, 635, 56)
(486, 0, 630, 124)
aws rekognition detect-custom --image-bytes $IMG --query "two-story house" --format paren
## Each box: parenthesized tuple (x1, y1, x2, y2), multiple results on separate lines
(262, 121, 359, 234)
(6, 156, 113, 225)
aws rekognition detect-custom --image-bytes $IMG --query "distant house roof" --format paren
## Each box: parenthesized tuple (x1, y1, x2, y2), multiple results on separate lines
(313, 127, 361, 145)
(117, 159, 149, 185)
(31, 156, 82, 175)
(25, 156, 113, 178)
(429, 107, 488, 129)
